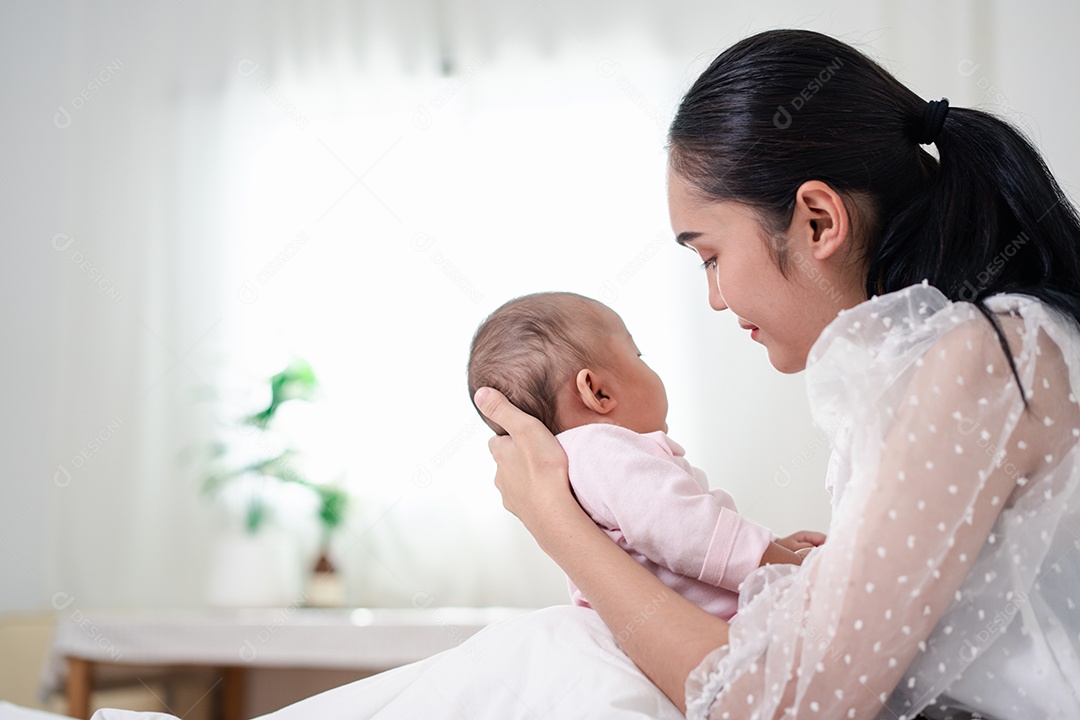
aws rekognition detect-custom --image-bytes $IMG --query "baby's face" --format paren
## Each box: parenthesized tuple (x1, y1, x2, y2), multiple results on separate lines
(598, 307, 669, 435)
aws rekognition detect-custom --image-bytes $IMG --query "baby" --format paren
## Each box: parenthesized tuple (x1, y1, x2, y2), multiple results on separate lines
(467, 291, 823, 621)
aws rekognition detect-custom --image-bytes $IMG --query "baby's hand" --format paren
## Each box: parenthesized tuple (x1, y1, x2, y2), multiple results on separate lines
(776, 530, 827, 553)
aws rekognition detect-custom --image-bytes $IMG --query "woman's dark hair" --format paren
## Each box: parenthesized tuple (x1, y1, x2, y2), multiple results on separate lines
(668, 29, 1080, 406)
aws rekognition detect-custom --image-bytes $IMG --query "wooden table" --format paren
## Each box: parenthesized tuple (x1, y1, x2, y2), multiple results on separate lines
(45, 607, 529, 719)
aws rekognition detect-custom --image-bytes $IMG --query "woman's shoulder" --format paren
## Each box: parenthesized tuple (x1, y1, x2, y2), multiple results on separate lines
(805, 282, 1080, 443)
(807, 282, 949, 365)
(808, 281, 1078, 374)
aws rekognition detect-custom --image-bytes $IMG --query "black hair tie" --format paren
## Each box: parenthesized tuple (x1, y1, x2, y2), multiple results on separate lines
(918, 98, 950, 145)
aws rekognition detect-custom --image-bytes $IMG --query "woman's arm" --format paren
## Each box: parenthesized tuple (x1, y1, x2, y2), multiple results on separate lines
(476, 387, 729, 712)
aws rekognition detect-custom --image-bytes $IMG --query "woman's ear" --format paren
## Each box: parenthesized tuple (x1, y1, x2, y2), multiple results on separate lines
(790, 180, 850, 261)
(575, 368, 617, 414)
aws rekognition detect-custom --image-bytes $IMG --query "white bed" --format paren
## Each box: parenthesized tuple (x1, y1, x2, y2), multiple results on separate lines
(3, 606, 681, 720)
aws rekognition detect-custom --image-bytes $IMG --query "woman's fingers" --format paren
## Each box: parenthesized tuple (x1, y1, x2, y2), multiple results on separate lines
(474, 387, 570, 524)
(475, 387, 565, 472)
(474, 387, 539, 437)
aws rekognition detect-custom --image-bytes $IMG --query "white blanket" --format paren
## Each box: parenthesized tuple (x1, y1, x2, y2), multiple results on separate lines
(7, 607, 681, 720)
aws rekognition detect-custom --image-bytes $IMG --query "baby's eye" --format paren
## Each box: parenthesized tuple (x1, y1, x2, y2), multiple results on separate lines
(698, 257, 717, 271)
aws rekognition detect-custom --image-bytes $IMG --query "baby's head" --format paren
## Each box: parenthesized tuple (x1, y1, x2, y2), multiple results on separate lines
(468, 292, 668, 436)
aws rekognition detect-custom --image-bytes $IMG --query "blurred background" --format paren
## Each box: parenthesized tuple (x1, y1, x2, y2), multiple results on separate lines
(2, 0, 1079, 712)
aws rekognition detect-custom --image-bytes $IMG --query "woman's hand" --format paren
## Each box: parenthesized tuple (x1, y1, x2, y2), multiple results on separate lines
(473, 387, 578, 532)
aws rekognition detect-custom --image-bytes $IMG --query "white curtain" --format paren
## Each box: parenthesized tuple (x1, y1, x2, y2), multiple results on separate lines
(4, 0, 1080, 612)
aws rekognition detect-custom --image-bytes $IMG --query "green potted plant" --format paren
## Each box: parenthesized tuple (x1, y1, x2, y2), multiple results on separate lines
(196, 358, 348, 606)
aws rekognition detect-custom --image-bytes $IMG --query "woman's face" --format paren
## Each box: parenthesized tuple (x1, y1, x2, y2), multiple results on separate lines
(667, 169, 864, 373)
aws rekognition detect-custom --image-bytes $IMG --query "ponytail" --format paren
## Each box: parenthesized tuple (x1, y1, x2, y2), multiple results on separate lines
(873, 104, 1080, 318)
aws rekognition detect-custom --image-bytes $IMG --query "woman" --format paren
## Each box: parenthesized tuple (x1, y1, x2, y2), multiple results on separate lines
(477, 29, 1080, 719)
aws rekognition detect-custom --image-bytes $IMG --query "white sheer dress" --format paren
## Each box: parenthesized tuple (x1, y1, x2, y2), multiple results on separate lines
(686, 282, 1080, 720)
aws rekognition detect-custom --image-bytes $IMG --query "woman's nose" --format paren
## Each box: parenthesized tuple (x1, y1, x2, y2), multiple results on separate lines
(708, 271, 728, 312)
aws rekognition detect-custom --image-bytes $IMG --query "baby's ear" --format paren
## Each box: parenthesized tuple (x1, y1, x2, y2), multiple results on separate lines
(575, 368, 617, 414)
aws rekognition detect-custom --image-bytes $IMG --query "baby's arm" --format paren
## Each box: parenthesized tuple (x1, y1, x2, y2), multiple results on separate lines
(560, 424, 776, 592)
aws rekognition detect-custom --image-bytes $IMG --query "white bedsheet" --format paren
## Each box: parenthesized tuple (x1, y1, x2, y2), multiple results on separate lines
(7, 606, 681, 720)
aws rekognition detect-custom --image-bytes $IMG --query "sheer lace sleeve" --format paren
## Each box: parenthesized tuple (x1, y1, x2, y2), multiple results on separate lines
(686, 285, 1080, 720)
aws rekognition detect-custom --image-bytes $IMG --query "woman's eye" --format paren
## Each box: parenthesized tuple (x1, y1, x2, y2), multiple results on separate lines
(698, 257, 717, 271)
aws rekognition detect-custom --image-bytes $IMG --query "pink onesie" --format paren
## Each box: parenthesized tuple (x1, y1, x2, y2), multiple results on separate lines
(556, 423, 774, 621)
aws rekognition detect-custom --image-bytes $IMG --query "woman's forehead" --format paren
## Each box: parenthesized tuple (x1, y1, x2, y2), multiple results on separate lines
(669, 176, 761, 240)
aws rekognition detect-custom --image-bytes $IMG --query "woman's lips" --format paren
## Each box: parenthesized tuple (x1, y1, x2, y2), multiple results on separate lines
(738, 321, 760, 341)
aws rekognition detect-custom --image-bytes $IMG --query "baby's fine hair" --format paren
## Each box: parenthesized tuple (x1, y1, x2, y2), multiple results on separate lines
(468, 292, 610, 436)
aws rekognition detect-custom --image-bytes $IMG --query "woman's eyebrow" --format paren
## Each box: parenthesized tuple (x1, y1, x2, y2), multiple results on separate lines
(675, 231, 702, 247)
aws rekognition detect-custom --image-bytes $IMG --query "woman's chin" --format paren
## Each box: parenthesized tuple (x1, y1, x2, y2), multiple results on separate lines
(767, 347, 808, 374)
